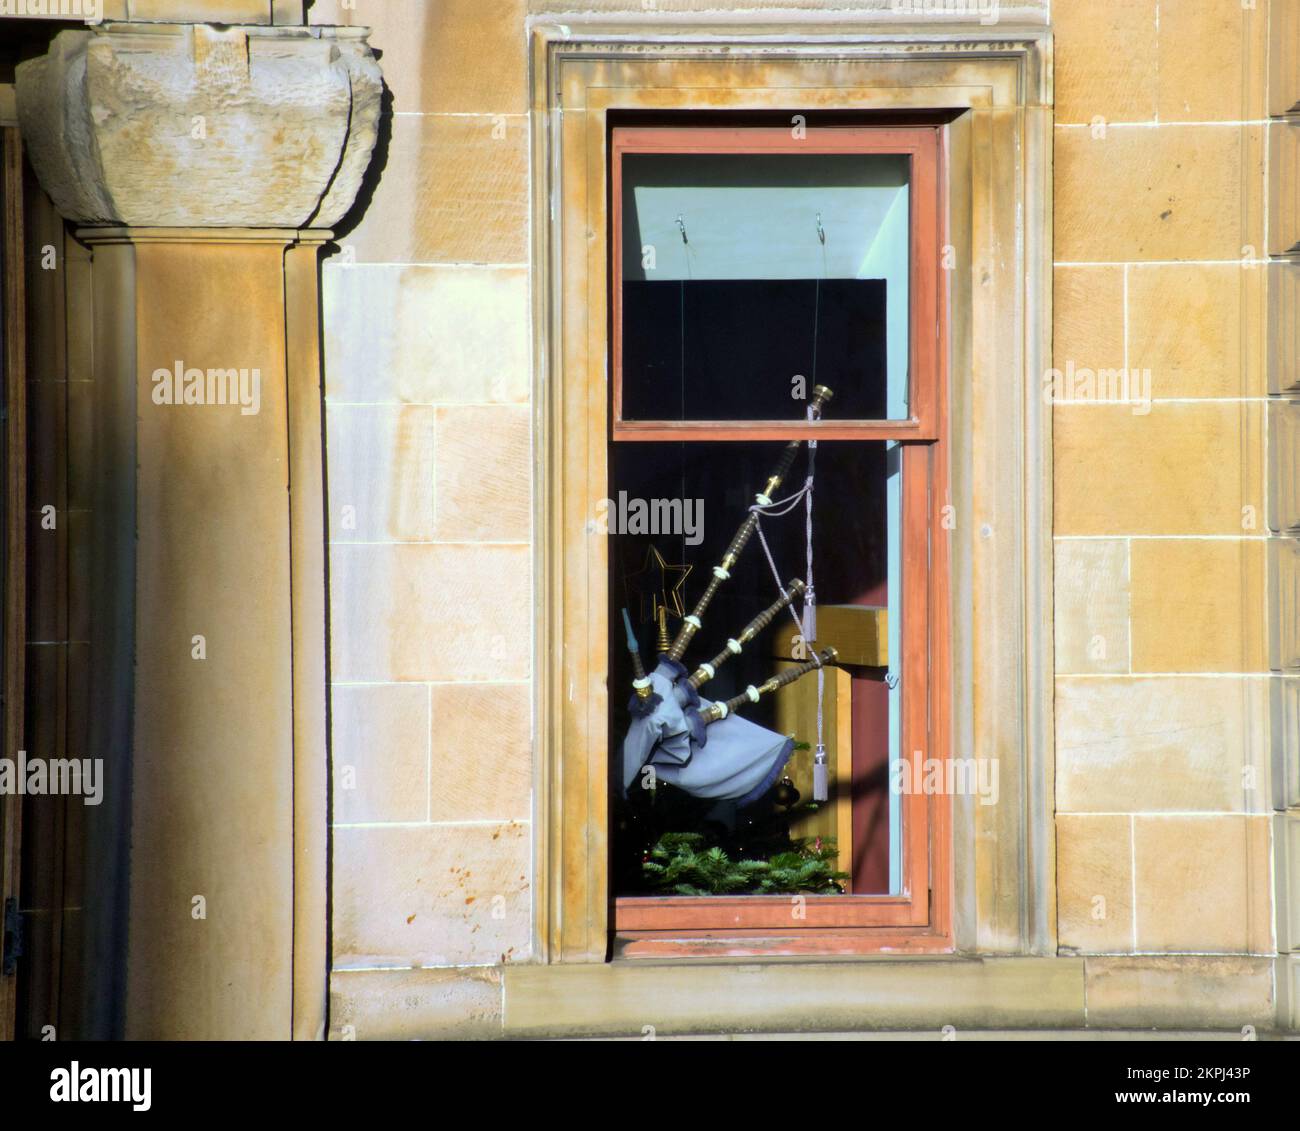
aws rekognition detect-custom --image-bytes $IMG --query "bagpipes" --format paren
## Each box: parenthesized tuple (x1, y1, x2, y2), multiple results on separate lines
(620, 385, 838, 806)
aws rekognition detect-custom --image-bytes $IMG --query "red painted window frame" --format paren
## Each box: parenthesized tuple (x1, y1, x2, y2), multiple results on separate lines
(608, 122, 952, 956)
(611, 125, 941, 442)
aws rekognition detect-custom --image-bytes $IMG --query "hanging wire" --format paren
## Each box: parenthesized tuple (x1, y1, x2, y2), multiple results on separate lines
(808, 253, 824, 751)
(807, 208, 826, 627)
(811, 278, 821, 398)
(678, 278, 686, 568)
(677, 211, 691, 562)
(737, 214, 831, 788)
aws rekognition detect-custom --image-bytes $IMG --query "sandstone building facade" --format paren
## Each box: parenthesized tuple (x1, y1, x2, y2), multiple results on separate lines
(0, 0, 1295, 1039)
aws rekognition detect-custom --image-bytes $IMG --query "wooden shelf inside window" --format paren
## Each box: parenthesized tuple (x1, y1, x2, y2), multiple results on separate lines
(773, 604, 887, 669)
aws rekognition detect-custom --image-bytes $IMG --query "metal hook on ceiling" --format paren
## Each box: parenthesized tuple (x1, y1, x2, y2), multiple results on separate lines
(816, 212, 826, 245)
(676, 214, 689, 245)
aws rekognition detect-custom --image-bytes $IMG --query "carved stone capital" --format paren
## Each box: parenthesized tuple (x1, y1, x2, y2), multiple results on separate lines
(15, 22, 381, 228)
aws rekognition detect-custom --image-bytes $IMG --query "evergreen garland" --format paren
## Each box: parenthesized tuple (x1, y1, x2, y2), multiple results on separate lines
(641, 831, 848, 896)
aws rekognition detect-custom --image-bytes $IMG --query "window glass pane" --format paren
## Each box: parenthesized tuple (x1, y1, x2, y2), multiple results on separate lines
(620, 151, 911, 422)
(608, 440, 902, 897)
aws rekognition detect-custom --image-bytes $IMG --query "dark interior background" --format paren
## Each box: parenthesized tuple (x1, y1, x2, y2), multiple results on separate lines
(621, 278, 889, 421)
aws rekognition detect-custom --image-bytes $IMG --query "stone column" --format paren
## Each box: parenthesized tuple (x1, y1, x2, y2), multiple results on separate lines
(15, 22, 380, 1039)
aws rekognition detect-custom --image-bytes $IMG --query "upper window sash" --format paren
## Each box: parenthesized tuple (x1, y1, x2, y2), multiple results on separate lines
(610, 125, 942, 443)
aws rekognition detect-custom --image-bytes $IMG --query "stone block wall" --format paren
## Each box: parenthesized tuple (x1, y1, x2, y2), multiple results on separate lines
(313, 0, 1293, 1030)
(312, 1, 535, 973)
(1051, 0, 1279, 970)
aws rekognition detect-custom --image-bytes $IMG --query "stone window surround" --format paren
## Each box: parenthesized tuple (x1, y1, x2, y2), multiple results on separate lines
(529, 20, 1055, 963)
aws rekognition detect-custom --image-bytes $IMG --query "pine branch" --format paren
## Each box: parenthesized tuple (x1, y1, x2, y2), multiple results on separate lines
(641, 832, 848, 895)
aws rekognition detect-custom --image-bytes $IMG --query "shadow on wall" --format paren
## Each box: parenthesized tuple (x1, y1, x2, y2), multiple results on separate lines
(328, 79, 394, 253)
